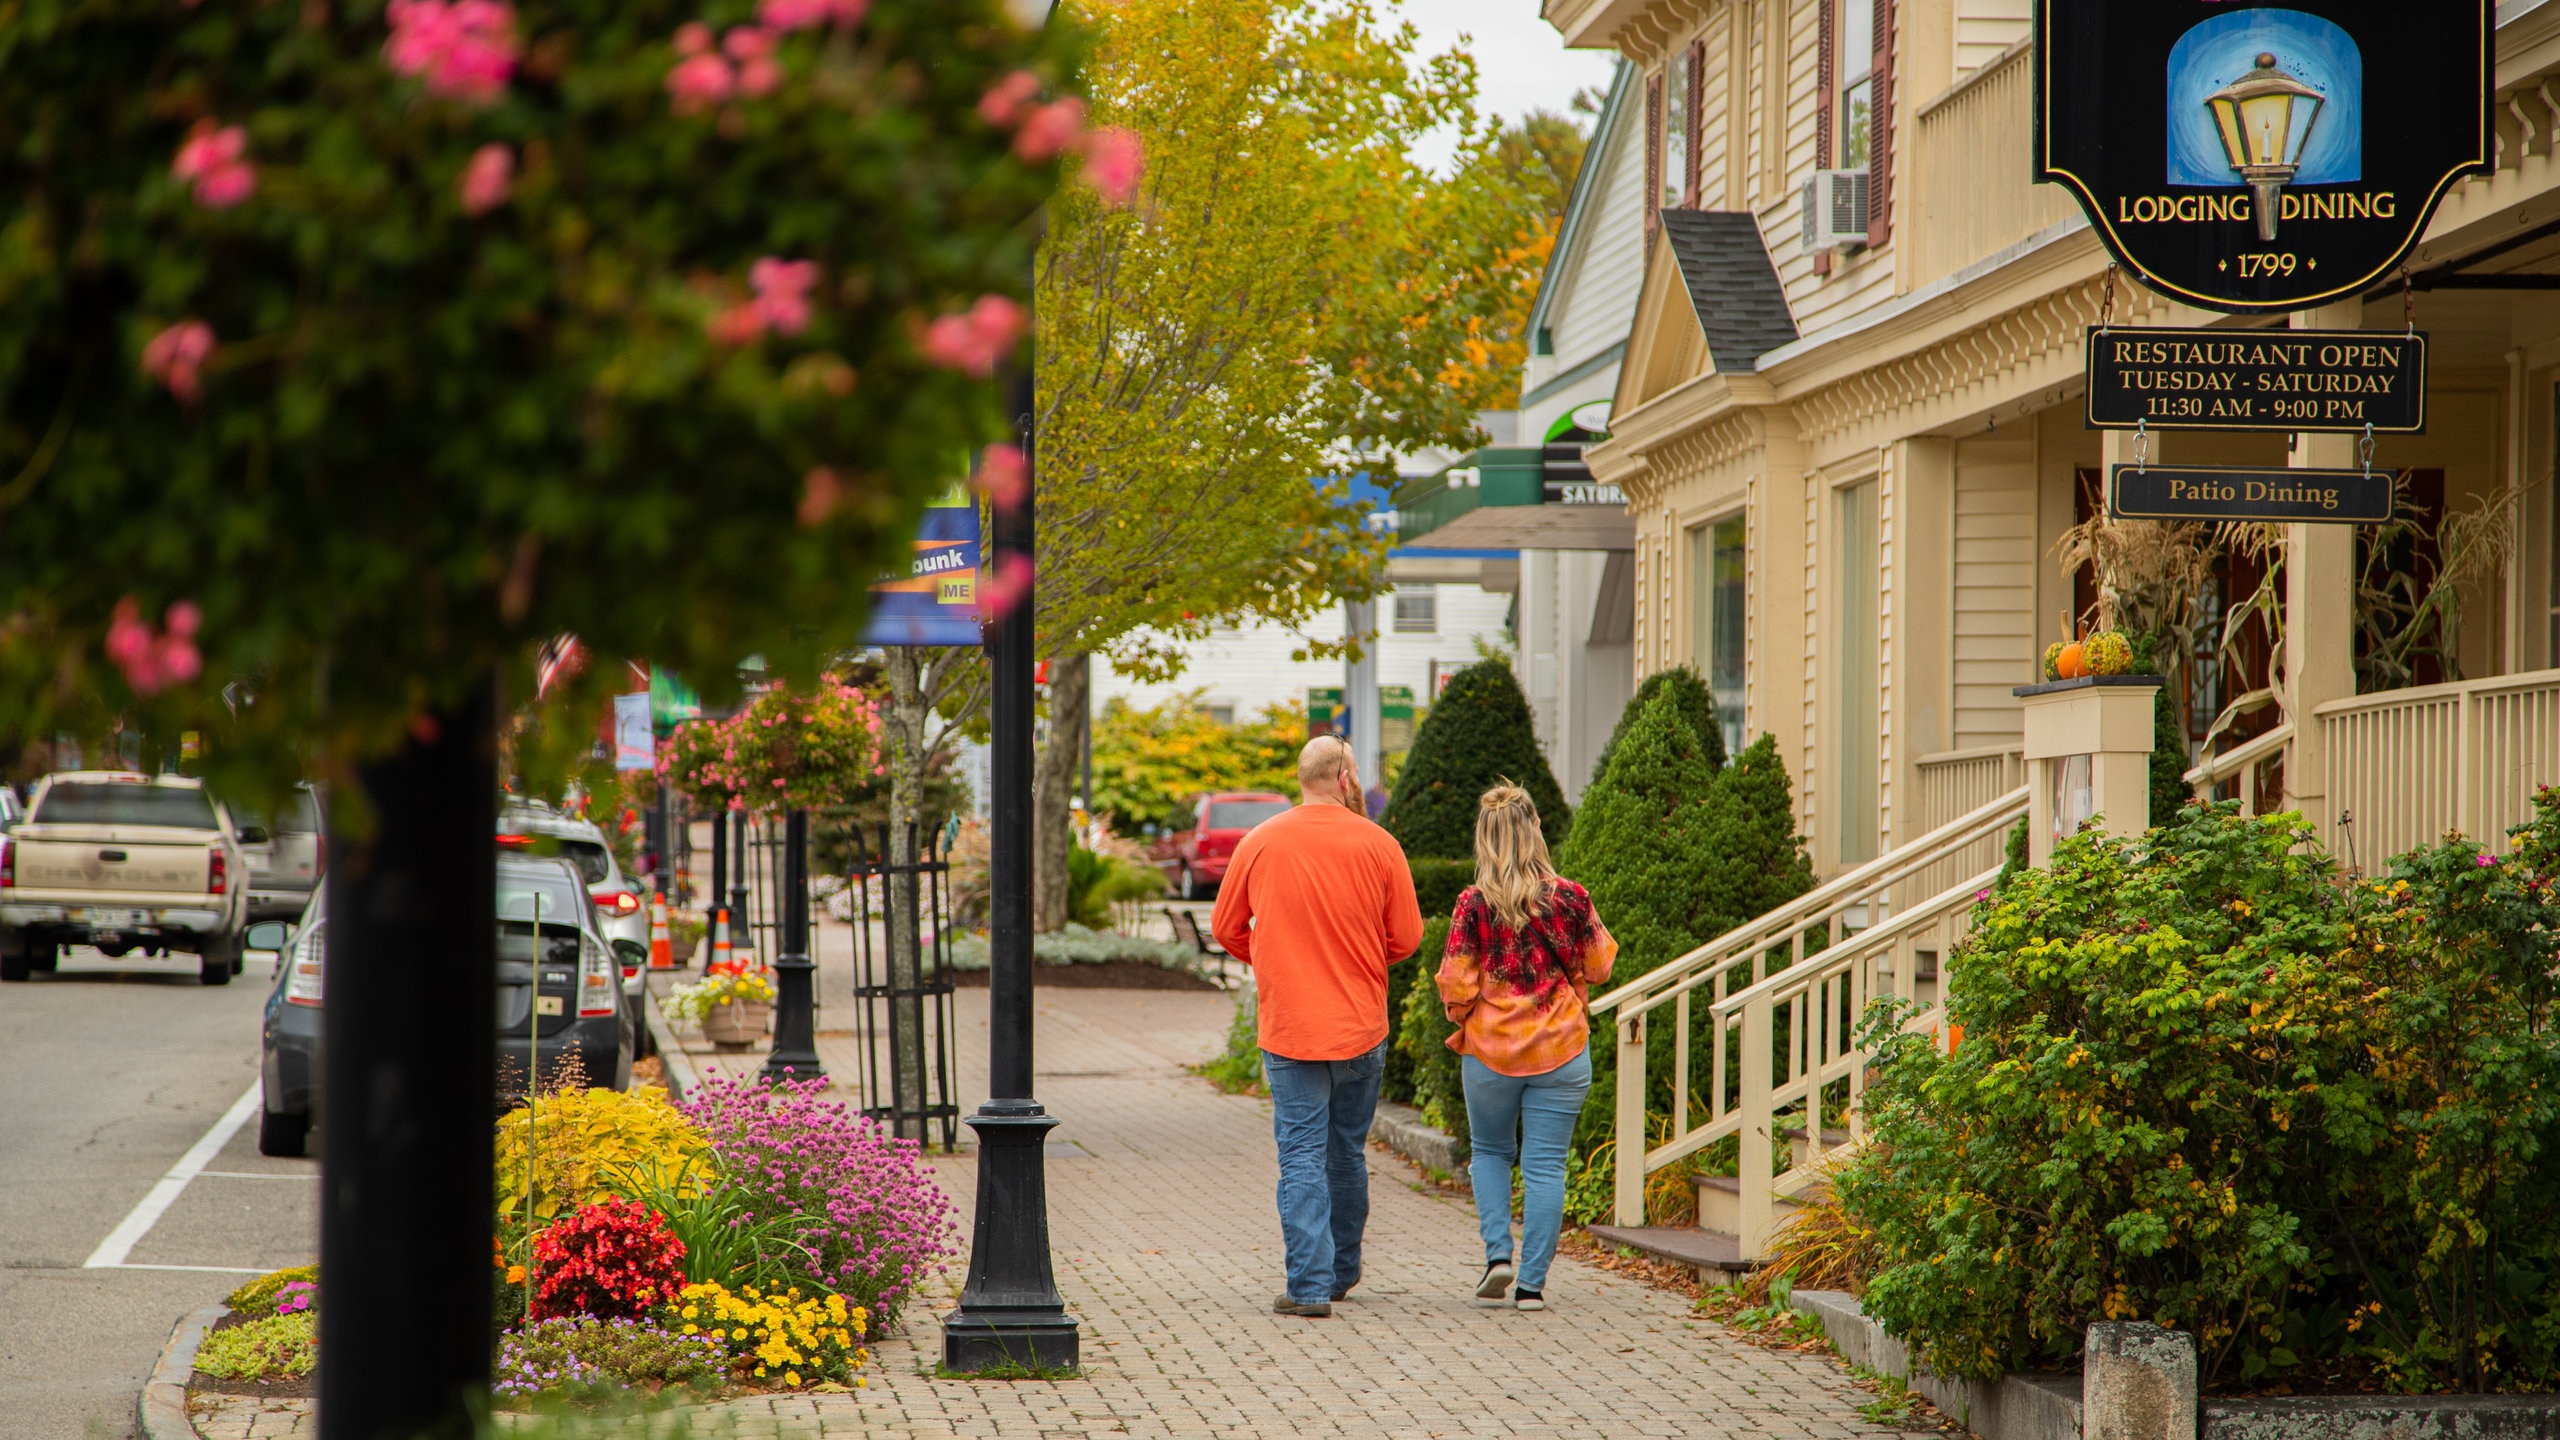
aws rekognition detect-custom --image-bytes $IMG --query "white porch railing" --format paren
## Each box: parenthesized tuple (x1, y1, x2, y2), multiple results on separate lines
(1589, 785, 2028, 1245)
(2319, 668, 2560, 868)
(1912, 746, 2024, 899)
(2182, 722, 2293, 817)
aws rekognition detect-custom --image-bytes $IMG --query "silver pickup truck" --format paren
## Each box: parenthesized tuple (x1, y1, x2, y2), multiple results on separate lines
(0, 772, 251, 985)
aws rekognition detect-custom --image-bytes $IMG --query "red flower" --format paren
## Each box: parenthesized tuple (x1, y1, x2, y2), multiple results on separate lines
(527, 1197, 688, 1321)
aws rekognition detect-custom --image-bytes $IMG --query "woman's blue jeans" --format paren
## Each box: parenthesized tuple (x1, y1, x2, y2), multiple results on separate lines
(1461, 1049, 1592, 1292)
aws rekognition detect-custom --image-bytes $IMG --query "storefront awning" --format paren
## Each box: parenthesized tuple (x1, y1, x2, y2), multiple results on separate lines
(1401, 503, 1634, 552)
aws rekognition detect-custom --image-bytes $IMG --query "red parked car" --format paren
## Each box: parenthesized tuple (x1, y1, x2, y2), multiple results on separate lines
(1157, 791, 1291, 899)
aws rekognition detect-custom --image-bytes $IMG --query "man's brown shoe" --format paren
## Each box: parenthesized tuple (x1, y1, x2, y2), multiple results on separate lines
(1272, 1296, 1332, 1317)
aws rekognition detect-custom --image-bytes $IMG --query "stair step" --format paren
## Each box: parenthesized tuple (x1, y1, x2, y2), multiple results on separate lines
(1585, 1224, 1751, 1276)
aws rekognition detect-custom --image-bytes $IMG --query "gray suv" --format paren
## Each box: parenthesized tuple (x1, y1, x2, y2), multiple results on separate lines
(240, 784, 324, 922)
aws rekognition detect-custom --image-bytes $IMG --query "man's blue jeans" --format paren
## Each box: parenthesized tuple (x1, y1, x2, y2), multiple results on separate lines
(1262, 1043, 1385, 1304)
(1461, 1049, 1593, 1292)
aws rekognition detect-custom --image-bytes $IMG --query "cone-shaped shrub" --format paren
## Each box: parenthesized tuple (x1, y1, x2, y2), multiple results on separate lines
(1589, 664, 1725, 789)
(1550, 693, 1815, 1174)
(1381, 660, 1567, 858)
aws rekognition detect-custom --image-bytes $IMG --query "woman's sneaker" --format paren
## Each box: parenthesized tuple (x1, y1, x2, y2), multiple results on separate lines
(1475, 1260, 1516, 1301)
(1514, 1288, 1546, 1311)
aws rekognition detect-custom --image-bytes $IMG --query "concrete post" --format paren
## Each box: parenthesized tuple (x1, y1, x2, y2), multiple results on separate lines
(2282, 300, 2362, 836)
(1613, 1013, 1647, 1227)
(2084, 1322, 2197, 1440)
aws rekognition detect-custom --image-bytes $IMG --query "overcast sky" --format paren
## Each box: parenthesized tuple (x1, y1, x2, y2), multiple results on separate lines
(1393, 0, 1620, 174)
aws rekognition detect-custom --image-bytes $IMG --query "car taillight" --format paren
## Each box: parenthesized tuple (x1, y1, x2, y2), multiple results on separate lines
(0, 838, 12, 888)
(578, 939, 619, 1016)
(595, 889, 641, 917)
(286, 925, 326, 1007)
(208, 849, 228, 895)
(313, 834, 326, 872)
(496, 833, 532, 850)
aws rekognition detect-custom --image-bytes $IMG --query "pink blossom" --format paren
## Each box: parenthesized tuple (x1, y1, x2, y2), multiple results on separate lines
(141, 321, 217, 403)
(2480, 852, 2498, 867)
(458, 143, 515, 214)
(973, 443, 1028, 513)
(675, 22, 715, 55)
(383, 0, 520, 104)
(919, 295, 1026, 378)
(798, 466, 843, 527)
(171, 123, 256, 210)
(750, 257, 820, 334)
(974, 551, 1034, 621)
(1079, 126, 1145, 206)
(104, 598, 204, 695)
(706, 301, 766, 346)
(978, 70, 1041, 126)
(1014, 98, 1087, 162)
(722, 27, 784, 95)
(666, 51, 735, 114)
(757, 0, 864, 31)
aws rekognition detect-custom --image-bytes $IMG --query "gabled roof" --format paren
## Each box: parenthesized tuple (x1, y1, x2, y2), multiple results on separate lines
(1524, 58, 1636, 347)
(1655, 209, 1797, 374)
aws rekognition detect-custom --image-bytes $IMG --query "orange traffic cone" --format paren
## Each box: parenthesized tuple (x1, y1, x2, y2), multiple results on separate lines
(648, 892, 675, 970)
(709, 908, 734, 975)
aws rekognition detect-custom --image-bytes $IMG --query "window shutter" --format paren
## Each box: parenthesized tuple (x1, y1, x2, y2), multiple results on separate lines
(1866, 0, 1895, 247)
(1684, 39, 1706, 207)
(1645, 71, 1664, 249)
(1815, 0, 1835, 168)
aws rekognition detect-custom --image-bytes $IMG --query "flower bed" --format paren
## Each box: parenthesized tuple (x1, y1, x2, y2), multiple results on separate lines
(197, 1072, 954, 1410)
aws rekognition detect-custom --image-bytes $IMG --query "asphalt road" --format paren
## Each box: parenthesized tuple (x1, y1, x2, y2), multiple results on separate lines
(0, 944, 316, 1440)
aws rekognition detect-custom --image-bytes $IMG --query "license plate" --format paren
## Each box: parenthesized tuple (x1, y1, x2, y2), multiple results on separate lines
(87, 909, 145, 929)
(535, 994, 563, 1017)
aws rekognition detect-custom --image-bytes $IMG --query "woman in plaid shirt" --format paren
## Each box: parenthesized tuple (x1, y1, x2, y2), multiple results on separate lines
(1434, 784, 1618, 1311)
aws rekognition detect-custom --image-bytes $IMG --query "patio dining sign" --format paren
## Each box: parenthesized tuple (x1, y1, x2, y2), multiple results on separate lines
(2034, 1, 2491, 313)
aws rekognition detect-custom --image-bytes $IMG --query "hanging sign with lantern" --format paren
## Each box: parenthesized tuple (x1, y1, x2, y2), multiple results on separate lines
(2033, 1, 2491, 314)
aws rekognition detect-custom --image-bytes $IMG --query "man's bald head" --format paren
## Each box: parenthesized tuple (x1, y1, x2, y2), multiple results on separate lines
(1298, 735, 1359, 807)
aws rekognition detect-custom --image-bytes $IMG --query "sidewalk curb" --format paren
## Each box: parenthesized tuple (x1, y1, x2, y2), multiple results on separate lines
(139, 1304, 225, 1440)
(1371, 1100, 1463, 1175)
(645, 985, 701, 1103)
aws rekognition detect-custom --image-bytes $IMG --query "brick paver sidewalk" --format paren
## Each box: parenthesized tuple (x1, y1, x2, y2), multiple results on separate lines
(197, 980, 1896, 1439)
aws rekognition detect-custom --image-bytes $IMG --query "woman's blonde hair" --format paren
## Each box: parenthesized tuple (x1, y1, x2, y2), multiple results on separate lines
(1472, 783, 1559, 930)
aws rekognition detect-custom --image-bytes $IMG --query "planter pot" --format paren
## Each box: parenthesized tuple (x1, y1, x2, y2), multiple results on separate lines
(701, 999, 771, 1050)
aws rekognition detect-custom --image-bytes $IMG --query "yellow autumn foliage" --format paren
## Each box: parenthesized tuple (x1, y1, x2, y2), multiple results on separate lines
(494, 1085, 709, 1226)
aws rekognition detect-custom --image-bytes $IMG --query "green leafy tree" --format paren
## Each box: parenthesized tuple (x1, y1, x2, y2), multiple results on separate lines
(1380, 660, 1566, 858)
(1088, 692, 1302, 834)
(1025, 0, 1506, 926)
(1589, 663, 1725, 788)
(1424, 106, 1592, 413)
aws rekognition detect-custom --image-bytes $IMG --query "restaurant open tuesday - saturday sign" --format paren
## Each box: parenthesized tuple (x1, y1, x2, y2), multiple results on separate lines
(2086, 326, 2424, 431)
(2034, 1, 2490, 313)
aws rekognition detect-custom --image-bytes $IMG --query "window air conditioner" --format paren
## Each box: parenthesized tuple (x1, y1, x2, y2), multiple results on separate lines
(1801, 170, 1870, 253)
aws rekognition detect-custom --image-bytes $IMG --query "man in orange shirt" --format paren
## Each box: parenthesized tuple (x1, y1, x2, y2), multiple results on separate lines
(1211, 734, 1423, 1317)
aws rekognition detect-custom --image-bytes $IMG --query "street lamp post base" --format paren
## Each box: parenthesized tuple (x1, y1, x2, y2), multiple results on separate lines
(941, 1103, 1079, 1373)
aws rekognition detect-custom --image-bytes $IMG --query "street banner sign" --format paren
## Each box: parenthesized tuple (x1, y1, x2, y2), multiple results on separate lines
(648, 668, 700, 736)
(612, 692, 654, 771)
(2109, 464, 2394, 523)
(863, 481, 983, 647)
(2086, 327, 2424, 432)
(1379, 685, 1415, 753)
(2034, 1, 2491, 313)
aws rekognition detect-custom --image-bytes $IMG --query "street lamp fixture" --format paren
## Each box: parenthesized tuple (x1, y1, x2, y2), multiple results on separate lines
(2207, 52, 2326, 243)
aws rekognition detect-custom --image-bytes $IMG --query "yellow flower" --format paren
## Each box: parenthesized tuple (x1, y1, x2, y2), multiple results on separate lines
(682, 1305, 698, 1320)
(505, 1265, 526, 1285)
(683, 1324, 698, 1336)
(785, 1372, 802, 1388)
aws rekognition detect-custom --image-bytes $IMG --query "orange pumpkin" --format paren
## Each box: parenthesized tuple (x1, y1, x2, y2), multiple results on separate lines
(2056, 642, 2085, 679)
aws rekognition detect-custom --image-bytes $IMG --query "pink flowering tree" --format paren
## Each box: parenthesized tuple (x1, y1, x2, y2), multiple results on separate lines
(0, 0, 1091, 800)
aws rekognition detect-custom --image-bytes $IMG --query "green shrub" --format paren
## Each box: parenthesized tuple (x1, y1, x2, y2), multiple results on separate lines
(1846, 797, 2560, 1392)
(1194, 989, 1267, 1098)
(196, 1313, 316, 1381)
(1555, 694, 1812, 1153)
(1380, 661, 1567, 858)
(1589, 663, 1725, 786)
(1408, 857, 1476, 918)
(1383, 858, 1475, 1105)
(1067, 847, 1166, 929)
(1394, 916, 1467, 1160)
(224, 1264, 317, 1321)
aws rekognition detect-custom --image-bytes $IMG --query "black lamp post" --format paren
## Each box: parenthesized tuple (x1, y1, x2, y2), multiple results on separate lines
(730, 809, 749, 948)
(707, 798, 727, 952)
(764, 806, 824, 1081)
(942, 309, 1078, 1373)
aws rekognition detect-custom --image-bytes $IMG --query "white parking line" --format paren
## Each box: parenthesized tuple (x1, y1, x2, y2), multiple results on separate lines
(85, 1080, 264, 1270)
